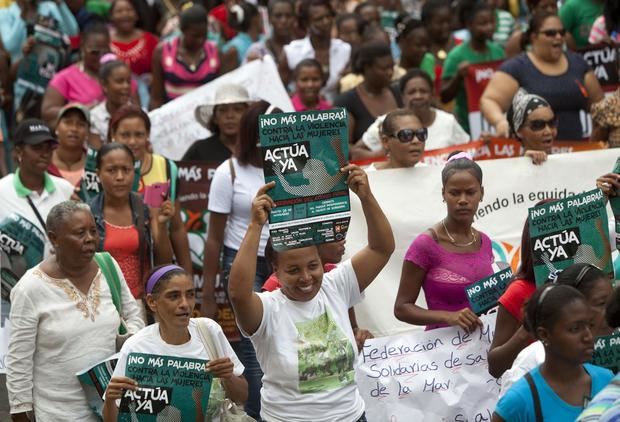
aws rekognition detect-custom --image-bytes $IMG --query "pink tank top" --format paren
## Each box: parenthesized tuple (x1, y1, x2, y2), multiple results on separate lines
(161, 37, 220, 101)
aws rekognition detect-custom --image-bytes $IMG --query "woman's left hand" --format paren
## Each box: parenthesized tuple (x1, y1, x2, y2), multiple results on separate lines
(342, 164, 371, 200)
(206, 357, 235, 379)
(152, 199, 174, 224)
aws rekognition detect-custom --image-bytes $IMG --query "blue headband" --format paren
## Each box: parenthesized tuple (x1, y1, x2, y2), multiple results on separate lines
(146, 265, 184, 294)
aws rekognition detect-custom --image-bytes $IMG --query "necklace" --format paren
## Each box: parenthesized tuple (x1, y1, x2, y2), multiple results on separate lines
(442, 219, 477, 247)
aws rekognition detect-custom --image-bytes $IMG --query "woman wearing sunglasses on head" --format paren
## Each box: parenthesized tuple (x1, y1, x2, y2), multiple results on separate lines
(394, 152, 494, 332)
(481, 12, 603, 141)
(366, 109, 427, 171)
(507, 89, 557, 165)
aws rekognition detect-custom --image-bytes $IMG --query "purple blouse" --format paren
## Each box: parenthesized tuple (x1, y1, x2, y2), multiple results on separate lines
(405, 231, 494, 330)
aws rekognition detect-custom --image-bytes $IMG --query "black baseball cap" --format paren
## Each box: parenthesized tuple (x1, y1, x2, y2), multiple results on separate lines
(13, 119, 57, 146)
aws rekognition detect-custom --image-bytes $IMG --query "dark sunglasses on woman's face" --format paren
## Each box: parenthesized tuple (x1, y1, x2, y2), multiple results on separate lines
(527, 118, 558, 131)
(389, 127, 428, 143)
(539, 28, 566, 38)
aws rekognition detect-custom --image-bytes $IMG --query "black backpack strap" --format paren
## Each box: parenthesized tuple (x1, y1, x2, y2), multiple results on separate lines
(525, 372, 543, 422)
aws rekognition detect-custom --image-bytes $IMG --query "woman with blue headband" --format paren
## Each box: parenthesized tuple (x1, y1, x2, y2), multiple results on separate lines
(103, 264, 247, 421)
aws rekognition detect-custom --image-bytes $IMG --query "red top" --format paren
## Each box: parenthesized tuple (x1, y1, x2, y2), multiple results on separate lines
(262, 263, 338, 292)
(111, 31, 159, 75)
(104, 222, 142, 298)
(209, 4, 236, 41)
(497, 278, 537, 322)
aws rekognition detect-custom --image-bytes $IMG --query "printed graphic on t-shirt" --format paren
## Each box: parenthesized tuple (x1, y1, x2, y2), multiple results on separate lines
(296, 310, 355, 394)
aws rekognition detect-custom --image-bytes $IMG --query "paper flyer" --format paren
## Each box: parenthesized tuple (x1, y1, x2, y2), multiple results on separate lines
(259, 108, 350, 251)
(465, 267, 513, 315)
(76, 353, 119, 418)
(528, 189, 612, 284)
(0, 214, 46, 301)
(118, 353, 212, 421)
(593, 332, 620, 372)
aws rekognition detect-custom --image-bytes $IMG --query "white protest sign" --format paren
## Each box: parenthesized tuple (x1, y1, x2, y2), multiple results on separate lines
(357, 313, 498, 421)
(348, 149, 618, 337)
(148, 55, 293, 160)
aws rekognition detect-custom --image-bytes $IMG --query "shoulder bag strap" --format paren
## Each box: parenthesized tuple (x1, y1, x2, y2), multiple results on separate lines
(525, 372, 543, 422)
(194, 318, 221, 359)
(94, 252, 128, 335)
(26, 195, 47, 232)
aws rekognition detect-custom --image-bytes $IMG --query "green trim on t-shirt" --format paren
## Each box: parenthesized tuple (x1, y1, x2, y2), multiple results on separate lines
(420, 53, 436, 81)
(13, 169, 56, 197)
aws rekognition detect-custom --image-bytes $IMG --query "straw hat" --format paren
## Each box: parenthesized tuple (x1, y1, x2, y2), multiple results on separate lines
(194, 83, 252, 128)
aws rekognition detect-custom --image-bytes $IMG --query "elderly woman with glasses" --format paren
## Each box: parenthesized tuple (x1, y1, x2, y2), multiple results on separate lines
(365, 108, 428, 171)
(480, 12, 603, 141)
(507, 89, 558, 165)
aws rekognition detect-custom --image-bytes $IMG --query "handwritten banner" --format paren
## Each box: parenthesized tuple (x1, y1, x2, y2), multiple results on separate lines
(466, 267, 513, 315)
(356, 313, 499, 421)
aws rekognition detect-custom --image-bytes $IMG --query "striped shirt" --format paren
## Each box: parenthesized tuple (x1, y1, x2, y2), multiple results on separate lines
(161, 37, 220, 101)
(493, 9, 517, 47)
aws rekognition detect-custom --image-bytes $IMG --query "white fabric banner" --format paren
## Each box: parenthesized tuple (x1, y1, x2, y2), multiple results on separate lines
(356, 313, 498, 421)
(148, 55, 293, 160)
(349, 149, 619, 337)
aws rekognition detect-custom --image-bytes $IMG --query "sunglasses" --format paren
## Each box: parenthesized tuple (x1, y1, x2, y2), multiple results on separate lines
(388, 128, 428, 143)
(527, 118, 558, 131)
(539, 28, 566, 38)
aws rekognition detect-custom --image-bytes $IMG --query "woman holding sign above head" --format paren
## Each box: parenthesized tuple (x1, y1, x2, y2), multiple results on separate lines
(507, 89, 557, 165)
(107, 104, 192, 274)
(8, 200, 144, 422)
(103, 265, 247, 422)
(492, 284, 614, 422)
(201, 100, 281, 419)
(394, 151, 494, 332)
(499, 263, 615, 398)
(228, 164, 394, 422)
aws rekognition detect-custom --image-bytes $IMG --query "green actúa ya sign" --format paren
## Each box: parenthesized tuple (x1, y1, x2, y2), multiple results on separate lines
(528, 189, 612, 285)
(0, 213, 46, 301)
(465, 267, 513, 315)
(259, 108, 350, 251)
(119, 353, 212, 421)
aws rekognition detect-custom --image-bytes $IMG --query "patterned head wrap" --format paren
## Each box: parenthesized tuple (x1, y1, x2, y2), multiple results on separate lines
(507, 89, 551, 135)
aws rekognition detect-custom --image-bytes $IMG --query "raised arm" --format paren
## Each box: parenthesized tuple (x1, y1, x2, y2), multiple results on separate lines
(479, 71, 519, 138)
(201, 212, 228, 318)
(227, 182, 276, 335)
(346, 165, 395, 292)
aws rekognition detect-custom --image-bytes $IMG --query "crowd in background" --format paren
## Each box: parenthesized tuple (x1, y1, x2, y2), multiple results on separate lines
(2, 0, 620, 420)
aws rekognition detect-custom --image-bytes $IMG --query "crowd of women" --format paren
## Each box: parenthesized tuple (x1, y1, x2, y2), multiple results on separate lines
(2, 0, 620, 420)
